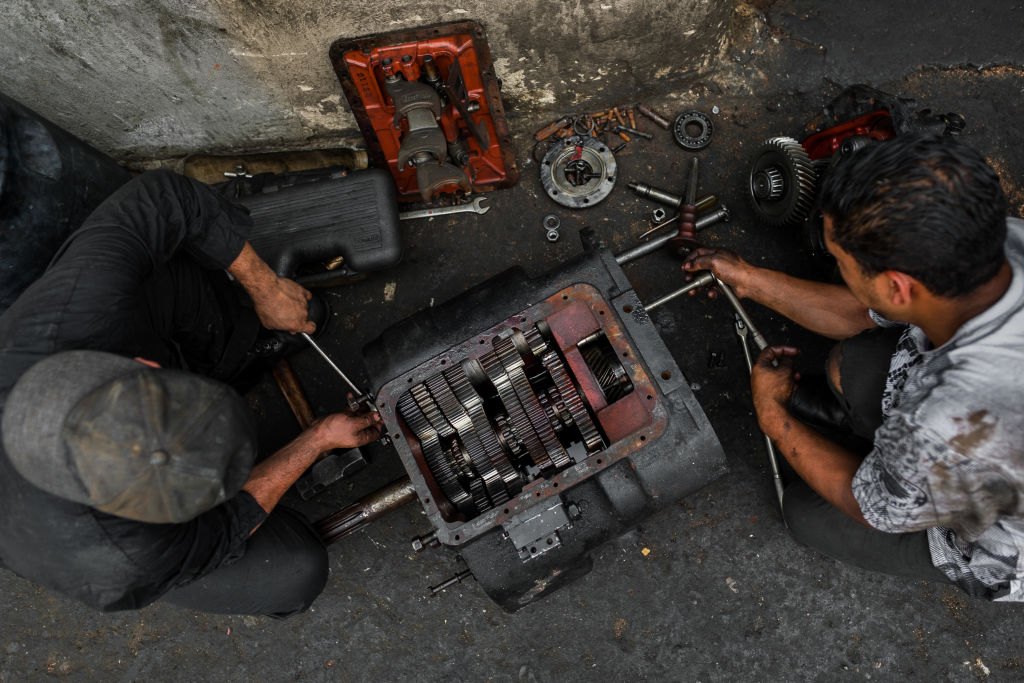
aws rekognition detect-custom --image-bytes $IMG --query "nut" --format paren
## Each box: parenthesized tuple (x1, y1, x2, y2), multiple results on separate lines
(546, 229, 560, 242)
(652, 208, 667, 222)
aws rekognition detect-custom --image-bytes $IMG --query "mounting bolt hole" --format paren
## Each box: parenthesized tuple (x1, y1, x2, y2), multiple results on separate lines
(623, 305, 633, 313)
(546, 538, 554, 545)
(530, 546, 537, 553)
(640, 435, 646, 442)
(503, 508, 510, 514)
(661, 370, 672, 380)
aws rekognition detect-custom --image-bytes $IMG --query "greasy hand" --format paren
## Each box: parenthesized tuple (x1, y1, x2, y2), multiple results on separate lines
(681, 247, 753, 298)
(311, 410, 384, 450)
(252, 276, 315, 334)
(751, 345, 800, 438)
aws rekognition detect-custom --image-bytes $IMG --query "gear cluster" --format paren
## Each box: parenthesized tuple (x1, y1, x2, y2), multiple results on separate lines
(397, 324, 620, 518)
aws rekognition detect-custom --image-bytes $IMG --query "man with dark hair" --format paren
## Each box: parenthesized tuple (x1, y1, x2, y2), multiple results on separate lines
(683, 133, 1024, 600)
(0, 170, 382, 617)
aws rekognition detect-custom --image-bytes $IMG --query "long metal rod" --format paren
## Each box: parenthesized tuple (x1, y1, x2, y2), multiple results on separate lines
(735, 316, 786, 518)
(615, 206, 730, 265)
(644, 272, 715, 311)
(315, 476, 417, 545)
(301, 332, 378, 412)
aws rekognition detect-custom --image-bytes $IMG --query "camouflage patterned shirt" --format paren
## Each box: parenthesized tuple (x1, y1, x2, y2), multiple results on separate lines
(853, 218, 1024, 601)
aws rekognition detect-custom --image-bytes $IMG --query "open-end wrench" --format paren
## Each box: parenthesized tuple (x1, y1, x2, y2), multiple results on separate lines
(398, 196, 490, 221)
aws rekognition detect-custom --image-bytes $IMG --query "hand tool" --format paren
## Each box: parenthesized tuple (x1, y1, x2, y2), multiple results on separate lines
(713, 276, 768, 351)
(398, 196, 490, 220)
(735, 314, 786, 517)
(300, 332, 379, 412)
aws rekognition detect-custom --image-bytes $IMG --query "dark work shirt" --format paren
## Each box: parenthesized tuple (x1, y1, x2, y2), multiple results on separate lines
(0, 170, 268, 611)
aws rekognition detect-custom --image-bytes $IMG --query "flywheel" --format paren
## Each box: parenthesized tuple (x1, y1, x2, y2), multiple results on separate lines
(747, 137, 817, 227)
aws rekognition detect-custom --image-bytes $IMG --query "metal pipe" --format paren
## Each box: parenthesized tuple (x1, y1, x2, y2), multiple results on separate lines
(315, 476, 417, 545)
(616, 206, 731, 265)
(643, 272, 714, 311)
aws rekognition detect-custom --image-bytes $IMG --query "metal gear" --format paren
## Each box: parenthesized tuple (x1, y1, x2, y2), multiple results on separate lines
(747, 136, 817, 227)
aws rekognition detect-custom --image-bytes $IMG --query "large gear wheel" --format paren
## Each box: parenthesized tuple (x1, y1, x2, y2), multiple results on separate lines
(747, 137, 817, 227)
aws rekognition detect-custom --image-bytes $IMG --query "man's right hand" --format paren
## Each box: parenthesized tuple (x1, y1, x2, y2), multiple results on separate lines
(681, 247, 756, 299)
(310, 410, 384, 451)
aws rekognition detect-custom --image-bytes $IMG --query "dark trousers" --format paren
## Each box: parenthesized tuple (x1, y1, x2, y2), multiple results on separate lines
(143, 255, 329, 617)
(783, 326, 952, 585)
(161, 507, 329, 618)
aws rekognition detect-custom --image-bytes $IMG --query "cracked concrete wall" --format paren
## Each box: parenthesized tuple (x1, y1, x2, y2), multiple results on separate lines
(0, 0, 734, 164)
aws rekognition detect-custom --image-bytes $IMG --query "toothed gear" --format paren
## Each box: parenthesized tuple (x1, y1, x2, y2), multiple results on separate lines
(397, 392, 475, 515)
(480, 350, 551, 471)
(494, 334, 570, 469)
(747, 136, 817, 227)
(445, 366, 522, 493)
(540, 346, 604, 453)
(426, 373, 508, 506)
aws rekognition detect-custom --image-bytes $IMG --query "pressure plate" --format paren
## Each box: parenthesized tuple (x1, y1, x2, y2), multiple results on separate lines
(540, 136, 617, 208)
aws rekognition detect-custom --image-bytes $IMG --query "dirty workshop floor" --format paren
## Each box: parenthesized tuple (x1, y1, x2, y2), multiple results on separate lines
(3, 2, 1024, 681)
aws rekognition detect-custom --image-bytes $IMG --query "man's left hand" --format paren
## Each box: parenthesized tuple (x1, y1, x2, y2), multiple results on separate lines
(751, 345, 800, 438)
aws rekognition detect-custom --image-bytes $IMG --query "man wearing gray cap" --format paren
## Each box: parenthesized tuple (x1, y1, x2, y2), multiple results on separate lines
(0, 170, 382, 617)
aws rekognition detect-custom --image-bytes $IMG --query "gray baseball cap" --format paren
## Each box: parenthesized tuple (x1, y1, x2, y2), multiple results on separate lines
(2, 350, 257, 523)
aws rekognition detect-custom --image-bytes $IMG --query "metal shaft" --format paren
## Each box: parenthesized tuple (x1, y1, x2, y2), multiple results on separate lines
(315, 476, 417, 545)
(616, 206, 731, 265)
(736, 318, 786, 516)
(429, 569, 474, 594)
(628, 183, 717, 211)
(300, 332, 377, 411)
(685, 158, 699, 206)
(644, 272, 714, 311)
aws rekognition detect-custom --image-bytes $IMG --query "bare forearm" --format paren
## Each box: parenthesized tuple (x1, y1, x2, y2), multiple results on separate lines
(763, 408, 869, 526)
(242, 430, 325, 521)
(227, 242, 277, 298)
(742, 266, 875, 340)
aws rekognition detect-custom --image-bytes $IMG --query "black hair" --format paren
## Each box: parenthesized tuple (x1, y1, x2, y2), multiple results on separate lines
(818, 132, 1008, 297)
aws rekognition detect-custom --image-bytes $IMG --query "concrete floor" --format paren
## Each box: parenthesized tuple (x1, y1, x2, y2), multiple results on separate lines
(3, 1, 1024, 681)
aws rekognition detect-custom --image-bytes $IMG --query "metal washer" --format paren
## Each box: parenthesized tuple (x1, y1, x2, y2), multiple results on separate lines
(672, 110, 714, 150)
(540, 136, 618, 208)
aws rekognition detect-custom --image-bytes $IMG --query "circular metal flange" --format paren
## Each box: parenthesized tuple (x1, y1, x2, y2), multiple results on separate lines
(540, 136, 618, 208)
(672, 110, 713, 150)
(747, 136, 817, 227)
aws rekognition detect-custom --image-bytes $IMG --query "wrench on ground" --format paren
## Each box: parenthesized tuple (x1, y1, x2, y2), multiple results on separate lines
(398, 196, 490, 221)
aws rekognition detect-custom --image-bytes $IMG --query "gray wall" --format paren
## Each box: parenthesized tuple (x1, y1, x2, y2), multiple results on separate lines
(0, 0, 733, 164)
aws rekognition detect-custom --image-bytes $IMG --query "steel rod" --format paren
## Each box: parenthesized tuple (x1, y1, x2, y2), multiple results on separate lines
(643, 272, 715, 311)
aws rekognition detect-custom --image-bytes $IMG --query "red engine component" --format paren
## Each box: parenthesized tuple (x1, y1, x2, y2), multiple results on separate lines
(330, 22, 518, 202)
(801, 109, 896, 160)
